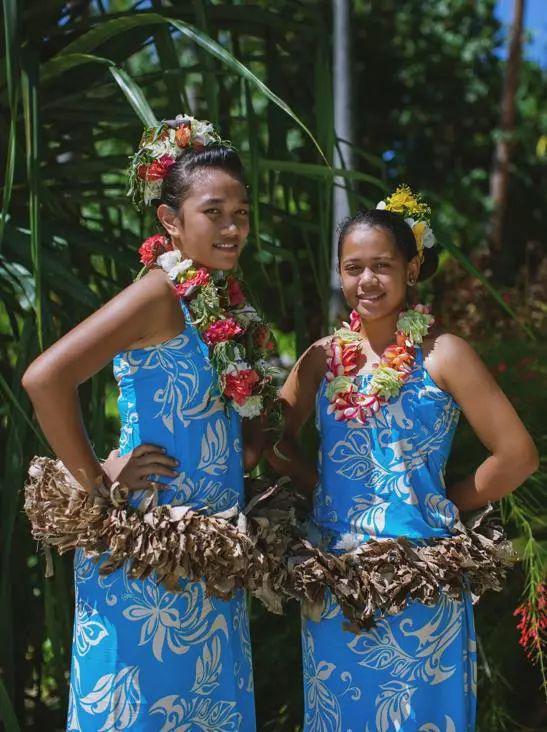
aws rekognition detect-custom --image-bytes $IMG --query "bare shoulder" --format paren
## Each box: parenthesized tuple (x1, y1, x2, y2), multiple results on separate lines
(297, 335, 331, 379)
(111, 268, 184, 348)
(280, 335, 331, 406)
(422, 331, 485, 391)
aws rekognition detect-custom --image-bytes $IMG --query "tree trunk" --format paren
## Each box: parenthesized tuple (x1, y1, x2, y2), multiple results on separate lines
(488, 0, 526, 263)
(330, 0, 353, 325)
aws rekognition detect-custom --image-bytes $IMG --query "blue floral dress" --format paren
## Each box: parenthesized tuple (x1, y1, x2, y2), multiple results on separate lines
(67, 302, 255, 731)
(302, 347, 477, 731)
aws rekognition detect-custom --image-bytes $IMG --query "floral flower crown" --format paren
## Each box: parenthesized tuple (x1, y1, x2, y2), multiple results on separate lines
(376, 184, 436, 264)
(127, 114, 230, 210)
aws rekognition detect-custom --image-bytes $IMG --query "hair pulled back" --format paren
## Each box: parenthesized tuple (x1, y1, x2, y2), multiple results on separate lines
(337, 209, 438, 281)
(160, 144, 247, 210)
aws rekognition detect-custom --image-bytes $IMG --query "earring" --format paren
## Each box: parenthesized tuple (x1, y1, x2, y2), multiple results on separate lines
(407, 276, 416, 287)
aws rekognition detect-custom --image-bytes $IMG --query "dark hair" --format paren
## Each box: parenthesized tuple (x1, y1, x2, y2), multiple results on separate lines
(160, 144, 247, 210)
(337, 208, 438, 281)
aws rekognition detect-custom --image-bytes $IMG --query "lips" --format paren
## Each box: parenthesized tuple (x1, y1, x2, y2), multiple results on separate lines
(358, 292, 385, 302)
(213, 242, 238, 252)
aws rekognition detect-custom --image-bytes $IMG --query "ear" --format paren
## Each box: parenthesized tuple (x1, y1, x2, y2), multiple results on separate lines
(407, 255, 421, 284)
(157, 204, 181, 239)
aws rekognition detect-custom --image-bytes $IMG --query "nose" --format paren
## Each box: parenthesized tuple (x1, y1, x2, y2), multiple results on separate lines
(359, 267, 378, 285)
(220, 220, 239, 238)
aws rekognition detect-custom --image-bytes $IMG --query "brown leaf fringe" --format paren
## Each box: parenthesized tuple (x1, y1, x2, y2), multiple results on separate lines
(24, 457, 517, 631)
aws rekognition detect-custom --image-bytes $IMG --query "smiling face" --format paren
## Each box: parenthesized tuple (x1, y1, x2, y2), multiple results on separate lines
(158, 168, 249, 271)
(339, 224, 420, 322)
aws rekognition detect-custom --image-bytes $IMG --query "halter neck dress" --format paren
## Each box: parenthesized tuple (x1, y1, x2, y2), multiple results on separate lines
(67, 301, 255, 731)
(302, 346, 477, 732)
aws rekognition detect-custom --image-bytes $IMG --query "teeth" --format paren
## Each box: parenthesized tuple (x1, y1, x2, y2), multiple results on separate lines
(214, 243, 237, 249)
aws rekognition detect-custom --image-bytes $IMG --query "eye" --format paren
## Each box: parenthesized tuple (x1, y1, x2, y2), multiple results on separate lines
(375, 261, 390, 270)
(204, 208, 221, 215)
(236, 209, 249, 217)
(344, 265, 362, 274)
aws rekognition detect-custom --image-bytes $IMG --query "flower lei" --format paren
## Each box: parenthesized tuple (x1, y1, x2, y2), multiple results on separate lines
(138, 234, 278, 419)
(376, 184, 436, 263)
(127, 114, 228, 210)
(326, 305, 434, 424)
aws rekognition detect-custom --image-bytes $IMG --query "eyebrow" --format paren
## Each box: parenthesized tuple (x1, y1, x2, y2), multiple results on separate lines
(343, 255, 394, 263)
(201, 197, 249, 205)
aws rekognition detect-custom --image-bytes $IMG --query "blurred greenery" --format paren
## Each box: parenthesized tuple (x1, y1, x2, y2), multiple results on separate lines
(0, 0, 545, 730)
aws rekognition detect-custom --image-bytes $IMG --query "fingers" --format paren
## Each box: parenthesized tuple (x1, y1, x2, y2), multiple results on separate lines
(135, 453, 179, 473)
(137, 463, 178, 478)
(132, 443, 166, 458)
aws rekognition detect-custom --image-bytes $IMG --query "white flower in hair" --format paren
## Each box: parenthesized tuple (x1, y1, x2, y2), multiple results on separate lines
(376, 200, 387, 210)
(157, 249, 182, 272)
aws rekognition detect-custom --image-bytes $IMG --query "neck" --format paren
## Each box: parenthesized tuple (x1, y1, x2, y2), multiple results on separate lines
(358, 309, 401, 354)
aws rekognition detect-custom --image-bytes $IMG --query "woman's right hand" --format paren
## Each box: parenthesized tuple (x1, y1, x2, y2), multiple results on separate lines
(102, 444, 179, 491)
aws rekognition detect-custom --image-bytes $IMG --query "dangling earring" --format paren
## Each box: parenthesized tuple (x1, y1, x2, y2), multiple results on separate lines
(407, 275, 416, 287)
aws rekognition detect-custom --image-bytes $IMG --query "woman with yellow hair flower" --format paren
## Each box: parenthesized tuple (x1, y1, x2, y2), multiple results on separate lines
(268, 185, 538, 730)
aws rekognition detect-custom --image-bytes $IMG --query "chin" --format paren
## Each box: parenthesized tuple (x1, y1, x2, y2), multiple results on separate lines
(355, 298, 400, 321)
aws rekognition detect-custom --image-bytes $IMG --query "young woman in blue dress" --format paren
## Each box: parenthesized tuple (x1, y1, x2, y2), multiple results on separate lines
(268, 188, 538, 731)
(22, 116, 269, 731)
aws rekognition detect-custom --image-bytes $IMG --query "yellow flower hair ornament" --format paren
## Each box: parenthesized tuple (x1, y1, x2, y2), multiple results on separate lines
(376, 184, 436, 263)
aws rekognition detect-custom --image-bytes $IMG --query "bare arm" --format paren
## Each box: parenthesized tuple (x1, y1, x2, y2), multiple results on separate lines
(22, 269, 183, 492)
(426, 334, 539, 511)
(265, 338, 330, 496)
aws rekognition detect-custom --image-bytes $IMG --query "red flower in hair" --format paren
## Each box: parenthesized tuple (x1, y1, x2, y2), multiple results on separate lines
(138, 234, 173, 267)
(174, 268, 211, 299)
(223, 369, 260, 404)
(227, 277, 246, 306)
(203, 318, 243, 345)
(137, 155, 176, 181)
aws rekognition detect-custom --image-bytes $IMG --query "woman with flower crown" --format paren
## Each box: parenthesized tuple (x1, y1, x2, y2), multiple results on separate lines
(268, 186, 538, 730)
(22, 115, 275, 731)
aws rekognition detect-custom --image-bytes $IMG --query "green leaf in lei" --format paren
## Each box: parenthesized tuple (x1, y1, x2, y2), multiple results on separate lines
(396, 310, 434, 344)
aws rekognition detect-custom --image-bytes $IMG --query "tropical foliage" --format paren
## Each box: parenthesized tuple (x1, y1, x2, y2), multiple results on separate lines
(0, 0, 545, 729)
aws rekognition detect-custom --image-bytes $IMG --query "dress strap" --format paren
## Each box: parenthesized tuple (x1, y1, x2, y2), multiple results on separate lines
(178, 299, 210, 360)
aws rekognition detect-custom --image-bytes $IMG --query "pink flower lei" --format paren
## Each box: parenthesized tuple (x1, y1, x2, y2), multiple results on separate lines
(137, 235, 277, 419)
(326, 305, 434, 425)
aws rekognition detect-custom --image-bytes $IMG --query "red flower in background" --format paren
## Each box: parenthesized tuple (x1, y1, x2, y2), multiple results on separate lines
(174, 268, 211, 299)
(514, 584, 547, 662)
(223, 369, 260, 404)
(227, 277, 246, 306)
(203, 317, 243, 345)
(137, 155, 176, 181)
(138, 234, 173, 267)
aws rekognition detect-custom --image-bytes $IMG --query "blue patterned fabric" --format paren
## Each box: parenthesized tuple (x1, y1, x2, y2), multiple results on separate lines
(302, 347, 477, 731)
(67, 302, 255, 731)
